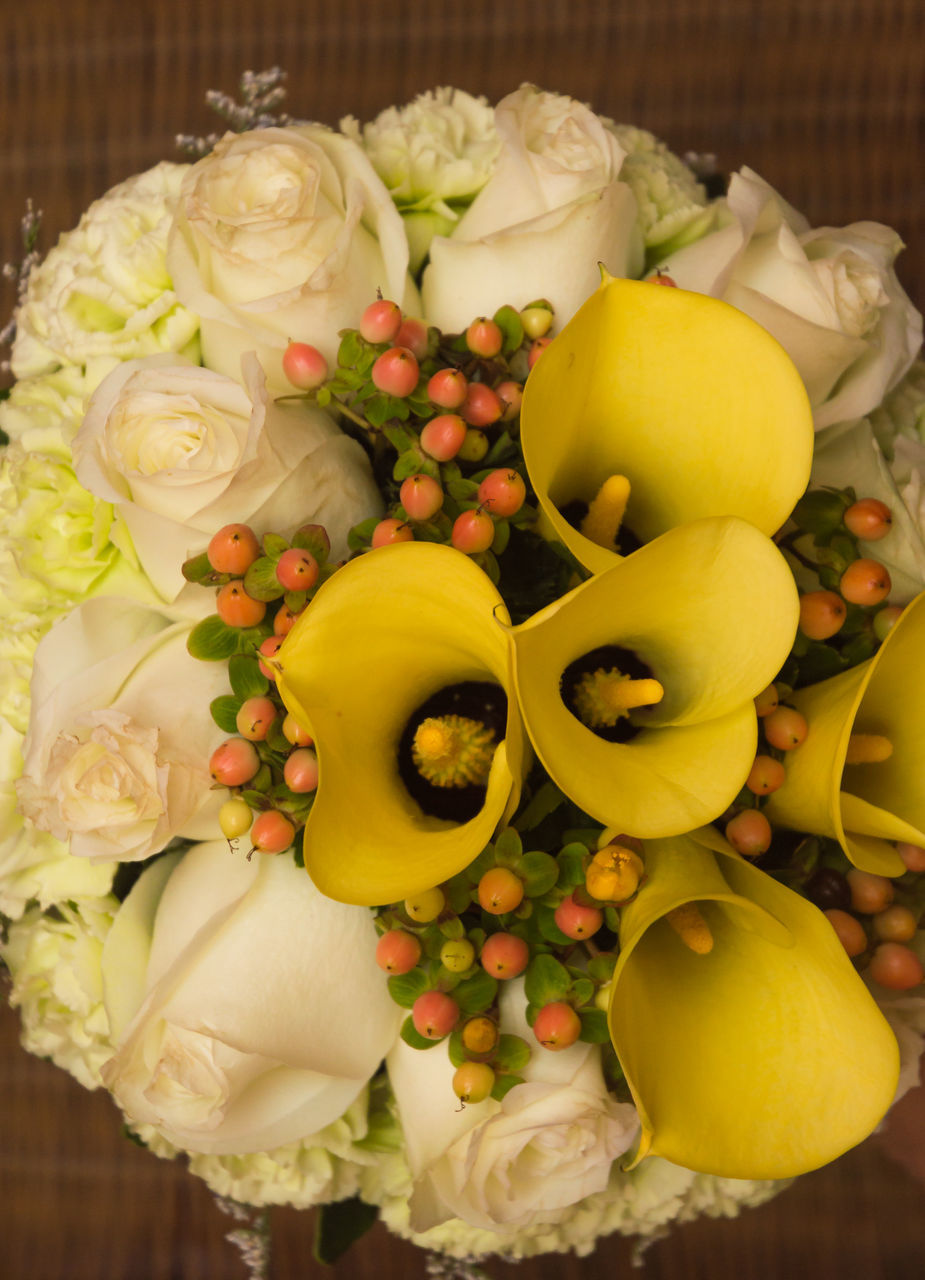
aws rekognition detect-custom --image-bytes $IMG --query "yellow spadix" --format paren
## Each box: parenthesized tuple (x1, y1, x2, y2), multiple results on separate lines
(276, 542, 525, 906)
(512, 516, 799, 836)
(764, 590, 925, 876)
(609, 830, 900, 1179)
(520, 275, 814, 574)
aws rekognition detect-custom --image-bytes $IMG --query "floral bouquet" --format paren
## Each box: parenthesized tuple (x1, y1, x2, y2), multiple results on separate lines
(3, 69, 925, 1275)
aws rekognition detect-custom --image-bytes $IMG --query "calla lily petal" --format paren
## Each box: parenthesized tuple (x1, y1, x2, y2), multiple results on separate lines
(277, 542, 524, 905)
(764, 591, 925, 875)
(609, 831, 900, 1179)
(512, 517, 798, 835)
(520, 275, 814, 572)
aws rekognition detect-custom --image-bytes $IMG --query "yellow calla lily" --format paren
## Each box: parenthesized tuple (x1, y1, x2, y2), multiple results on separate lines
(521, 275, 814, 573)
(511, 516, 799, 836)
(276, 542, 525, 906)
(609, 829, 900, 1179)
(763, 590, 925, 876)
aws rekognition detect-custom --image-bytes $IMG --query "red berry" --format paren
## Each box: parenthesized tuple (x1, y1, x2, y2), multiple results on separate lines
(847, 869, 894, 914)
(465, 317, 503, 358)
(412, 990, 459, 1039)
(420, 414, 467, 462)
(235, 696, 278, 742)
(650, 271, 678, 287)
(375, 930, 422, 974)
(839, 558, 891, 607)
(210, 738, 260, 787)
(275, 547, 320, 592)
(372, 346, 419, 397)
(724, 809, 772, 856)
(283, 746, 319, 793)
(251, 809, 296, 855)
(533, 1001, 581, 1051)
(274, 603, 303, 636)
(477, 469, 526, 517)
(496, 380, 523, 420)
(258, 635, 284, 681)
(427, 368, 468, 409)
(461, 383, 502, 427)
(207, 524, 260, 575)
(216, 581, 266, 628)
(844, 497, 892, 541)
(282, 713, 313, 747)
(824, 908, 868, 958)
(359, 299, 402, 344)
(868, 942, 925, 990)
(798, 590, 847, 640)
(527, 337, 552, 370)
(754, 684, 779, 718)
(478, 867, 524, 914)
(452, 509, 495, 555)
(282, 342, 328, 390)
(394, 317, 429, 360)
(554, 893, 604, 939)
(400, 474, 444, 521)
(371, 517, 414, 548)
(480, 932, 530, 979)
(763, 706, 808, 750)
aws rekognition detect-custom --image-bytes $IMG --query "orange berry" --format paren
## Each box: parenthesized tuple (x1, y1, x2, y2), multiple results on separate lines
(216, 581, 266, 628)
(480, 932, 529, 978)
(452, 1061, 495, 1102)
(745, 755, 786, 796)
(763, 706, 808, 750)
(533, 1001, 581, 1050)
(898, 842, 925, 872)
(847, 868, 895, 914)
(478, 867, 524, 914)
(207, 523, 260, 575)
(824, 908, 868, 958)
(375, 930, 422, 974)
(843, 497, 892, 541)
(872, 904, 918, 943)
(724, 809, 772, 856)
(868, 942, 924, 990)
(798, 589, 847, 640)
(754, 684, 779, 718)
(839, 558, 891, 606)
(461, 1015, 499, 1054)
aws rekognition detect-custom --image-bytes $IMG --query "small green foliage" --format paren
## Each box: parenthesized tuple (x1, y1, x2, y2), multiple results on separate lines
(519, 850, 559, 897)
(210, 695, 241, 734)
(493, 304, 525, 353)
(578, 1008, 611, 1043)
(400, 1015, 442, 1050)
(453, 969, 498, 1015)
(524, 953, 571, 1006)
(491, 1073, 524, 1101)
(387, 969, 429, 1008)
(495, 1034, 531, 1073)
(243, 556, 285, 602)
(228, 654, 269, 700)
(187, 614, 240, 661)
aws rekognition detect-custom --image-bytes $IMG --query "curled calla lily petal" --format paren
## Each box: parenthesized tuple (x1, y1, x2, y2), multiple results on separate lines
(276, 542, 525, 906)
(764, 590, 925, 876)
(520, 275, 814, 573)
(608, 830, 900, 1179)
(511, 517, 798, 836)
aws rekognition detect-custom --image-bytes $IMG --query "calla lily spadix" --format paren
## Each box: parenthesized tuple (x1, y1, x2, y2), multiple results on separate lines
(763, 590, 925, 877)
(608, 829, 900, 1180)
(520, 274, 814, 574)
(512, 516, 799, 837)
(275, 542, 525, 906)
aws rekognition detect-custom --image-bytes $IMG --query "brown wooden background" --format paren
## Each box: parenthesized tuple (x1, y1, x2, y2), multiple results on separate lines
(2, 1, 925, 1276)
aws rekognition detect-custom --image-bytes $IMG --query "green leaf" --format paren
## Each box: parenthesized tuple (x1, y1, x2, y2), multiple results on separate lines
(283, 589, 308, 614)
(495, 1034, 531, 1073)
(187, 614, 239, 661)
(453, 968, 498, 1015)
(578, 1008, 612, 1043)
(313, 1196, 378, 1265)
(535, 903, 574, 946)
(316, 385, 332, 408)
(243, 556, 285, 602)
(491, 1073, 524, 1101)
(792, 487, 850, 538)
(262, 532, 290, 558)
(181, 550, 214, 583)
(439, 916, 465, 940)
(383, 423, 415, 453)
(588, 952, 618, 983)
(524, 953, 571, 1006)
(400, 1015, 443, 1050)
(493, 827, 523, 868)
(348, 516, 380, 551)
(570, 977, 594, 1006)
(446, 478, 481, 502)
(515, 781, 567, 832)
(337, 330, 364, 369)
(491, 518, 510, 556)
(493, 304, 524, 353)
(519, 850, 559, 897)
(387, 968, 429, 1009)
(228, 653, 269, 700)
(292, 523, 331, 562)
(210, 695, 241, 733)
(393, 447, 431, 482)
(557, 842, 590, 889)
(447, 1029, 467, 1068)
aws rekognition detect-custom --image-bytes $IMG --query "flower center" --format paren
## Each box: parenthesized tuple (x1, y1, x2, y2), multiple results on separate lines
(666, 903, 714, 954)
(558, 474, 642, 555)
(412, 715, 497, 788)
(561, 645, 662, 742)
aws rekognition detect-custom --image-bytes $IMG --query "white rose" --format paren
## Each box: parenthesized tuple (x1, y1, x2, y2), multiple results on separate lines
(166, 126, 418, 392)
(100, 840, 401, 1153)
(421, 85, 644, 334)
(16, 596, 228, 862)
(661, 168, 923, 428)
(387, 980, 639, 1233)
(72, 353, 381, 601)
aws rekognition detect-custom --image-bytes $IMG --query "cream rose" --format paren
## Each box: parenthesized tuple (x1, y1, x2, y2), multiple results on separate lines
(661, 168, 923, 429)
(387, 980, 639, 1233)
(100, 840, 401, 1154)
(72, 353, 381, 601)
(421, 85, 644, 334)
(16, 597, 228, 862)
(166, 126, 417, 392)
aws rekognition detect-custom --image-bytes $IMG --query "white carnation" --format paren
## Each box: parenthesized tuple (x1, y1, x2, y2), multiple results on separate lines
(605, 123, 712, 252)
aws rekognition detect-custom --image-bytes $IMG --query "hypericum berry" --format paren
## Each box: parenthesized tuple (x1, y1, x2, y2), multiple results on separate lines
(839, 558, 891, 606)
(898, 841, 925, 872)
(554, 893, 604, 939)
(371, 517, 414, 548)
(465, 317, 503, 358)
(480, 932, 529, 979)
(452, 509, 495, 554)
(216, 581, 267, 628)
(457, 428, 490, 462)
(594, 980, 613, 1011)
(282, 342, 328, 390)
(763, 705, 808, 750)
(477, 469, 526, 518)
(207, 524, 260, 575)
(405, 886, 446, 923)
(847, 869, 895, 914)
(520, 304, 553, 339)
(462, 1015, 499, 1055)
(533, 1001, 581, 1051)
(274, 603, 303, 636)
(258, 635, 284, 681)
(359, 298, 402, 344)
(745, 755, 786, 796)
(452, 1061, 495, 1103)
(371, 346, 420, 397)
(527, 337, 552, 370)
(844, 497, 892, 541)
(219, 796, 253, 839)
(496, 379, 524, 420)
(412, 989, 459, 1039)
(210, 738, 260, 786)
(461, 383, 503, 427)
(251, 809, 296, 855)
(375, 929, 422, 974)
(478, 867, 524, 914)
(804, 867, 851, 911)
(798, 589, 847, 640)
(394, 317, 429, 360)
(400, 473, 444, 520)
(754, 684, 779, 718)
(872, 904, 918, 943)
(427, 368, 468, 409)
(873, 604, 904, 641)
(282, 713, 313, 747)
(235, 696, 278, 741)
(283, 746, 319, 793)
(440, 938, 476, 973)
(724, 809, 772, 856)
(420, 413, 467, 461)
(824, 908, 868, 958)
(868, 941, 925, 990)
(650, 271, 678, 287)
(275, 547, 320, 592)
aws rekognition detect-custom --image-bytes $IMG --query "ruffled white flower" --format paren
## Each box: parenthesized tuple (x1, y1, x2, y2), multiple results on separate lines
(2, 896, 118, 1089)
(0, 364, 97, 456)
(605, 123, 712, 252)
(869, 359, 925, 451)
(11, 162, 200, 389)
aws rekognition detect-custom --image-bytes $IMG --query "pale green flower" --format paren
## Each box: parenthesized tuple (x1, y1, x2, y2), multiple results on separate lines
(11, 161, 200, 389)
(2, 895, 118, 1088)
(0, 364, 100, 457)
(605, 123, 713, 253)
(869, 359, 925, 453)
